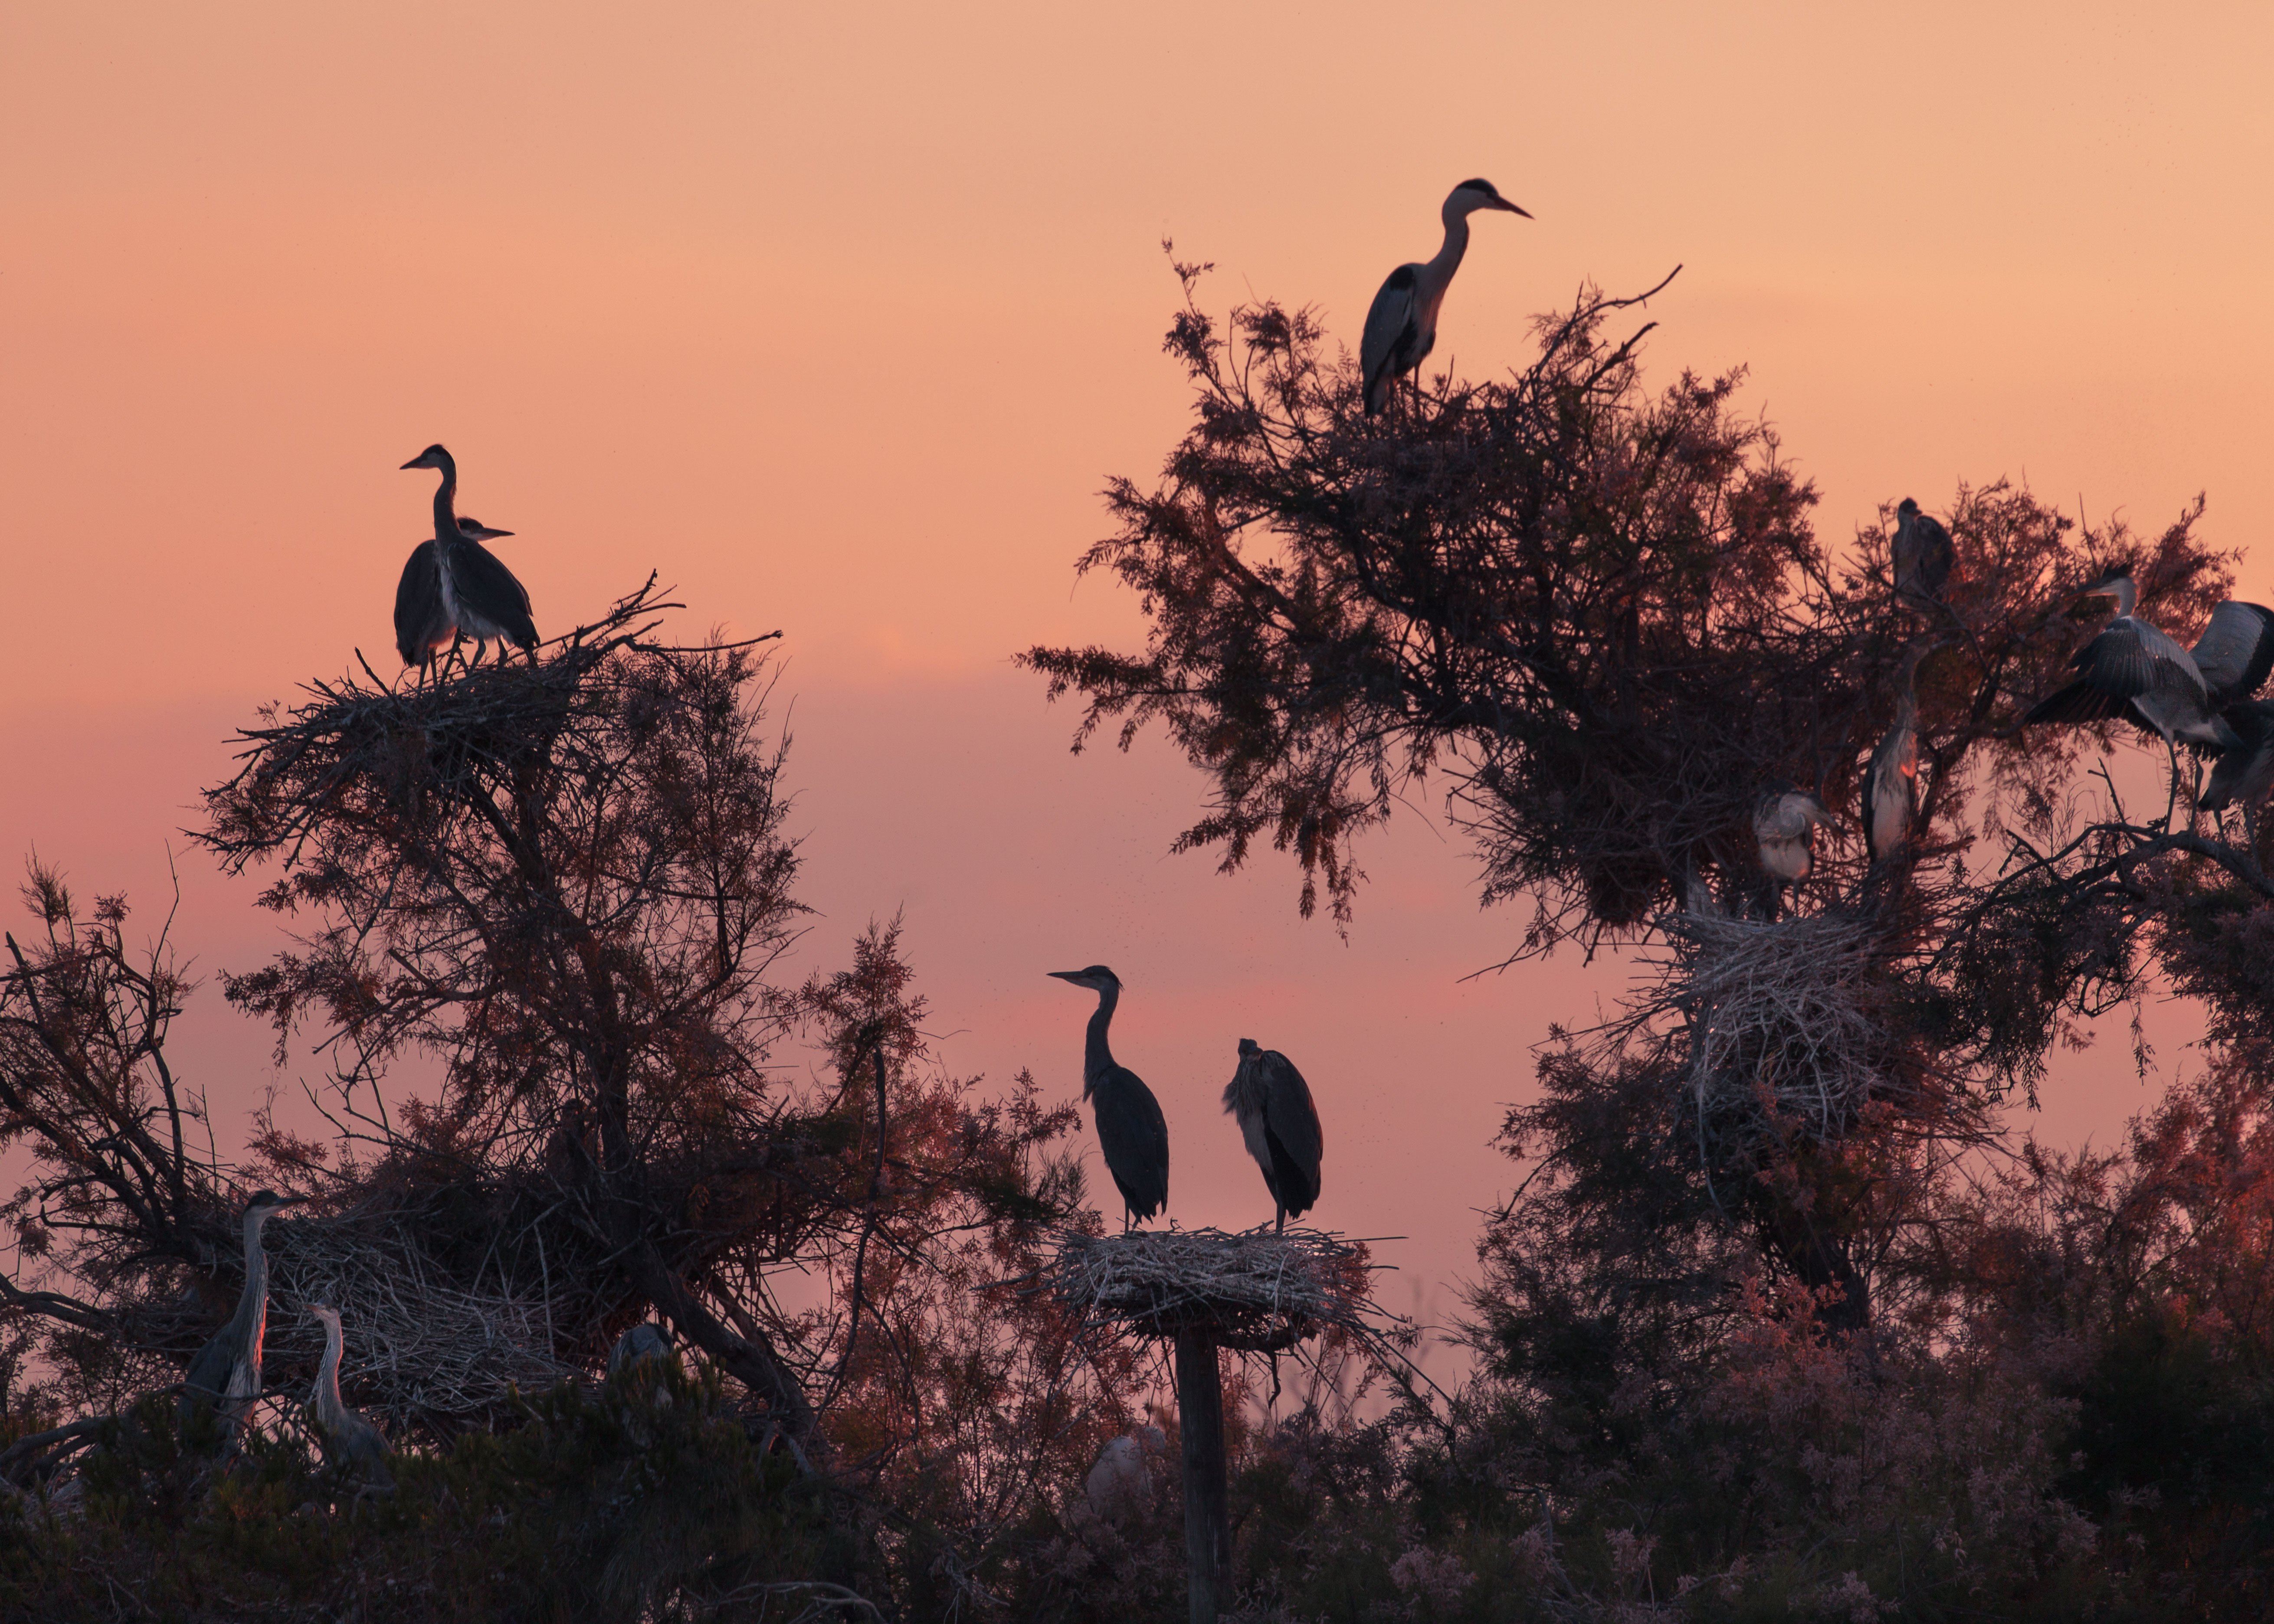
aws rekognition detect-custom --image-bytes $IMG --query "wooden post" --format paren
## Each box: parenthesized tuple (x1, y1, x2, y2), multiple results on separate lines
(1174, 1326, 1232, 1624)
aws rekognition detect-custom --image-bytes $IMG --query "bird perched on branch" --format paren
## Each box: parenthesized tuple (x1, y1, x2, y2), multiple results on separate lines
(399, 444, 538, 663)
(1864, 688, 1919, 865)
(2024, 574, 2271, 751)
(180, 1189, 303, 1441)
(393, 514, 519, 671)
(305, 1304, 392, 1488)
(1893, 498, 1955, 610)
(1048, 966, 1170, 1230)
(1224, 1040, 1324, 1232)
(1360, 179, 1530, 416)
(1753, 786, 1831, 899)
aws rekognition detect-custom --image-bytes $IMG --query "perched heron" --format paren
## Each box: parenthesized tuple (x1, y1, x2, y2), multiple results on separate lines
(1893, 498, 1954, 609)
(2022, 574, 2264, 751)
(1864, 688, 1920, 865)
(1085, 1424, 1168, 1524)
(400, 445, 538, 661)
(1753, 786, 1831, 887)
(1223, 1040, 1324, 1232)
(180, 1189, 304, 1438)
(1360, 179, 1530, 416)
(1048, 966, 1170, 1229)
(608, 1321, 672, 1376)
(305, 1304, 392, 1486)
(2201, 699, 2274, 813)
(393, 515, 517, 671)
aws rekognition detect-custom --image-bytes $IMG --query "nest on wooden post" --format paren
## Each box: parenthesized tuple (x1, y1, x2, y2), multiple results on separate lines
(1039, 1225, 1385, 1354)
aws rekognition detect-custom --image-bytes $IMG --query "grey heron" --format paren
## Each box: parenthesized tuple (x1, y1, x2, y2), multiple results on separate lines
(1753, 786, 1831, 887)
(400, 445, 538, 661)
(2201, 699, 2274, 813)
(1360, 179, 1530, 416)
(1223, 1040, 1323, 1232)
(305, 1304, 392, 1486)
(2022, 574, 2264, 751)
(1048, 966, 1170, 1229)
(1893, 498, 1954, 609)
(393, 515, 517, 671)
(1085, 1424, 1168, 1524)
(1864, 688, 1919, 865)
(180, 1189, 303, 1438)
(608, 1321, 672, 1376)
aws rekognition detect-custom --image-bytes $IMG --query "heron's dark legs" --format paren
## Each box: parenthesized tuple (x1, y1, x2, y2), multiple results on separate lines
(1275, 1205, 1286, 1234)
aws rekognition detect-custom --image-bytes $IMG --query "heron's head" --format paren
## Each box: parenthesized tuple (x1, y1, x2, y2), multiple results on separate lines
(307, 1303, 341, 1330)
(1449, 178, 1531, 219)
(242, 1189, 304, 1223)
(1048, 965, 1121, 995)
(400, 443, 452, 472)
(455, 515, 514, 541)
(1897, 497, 1920, 521)
(1237, 1038, 1261, 1059)
(2079, 568, 2138, 619)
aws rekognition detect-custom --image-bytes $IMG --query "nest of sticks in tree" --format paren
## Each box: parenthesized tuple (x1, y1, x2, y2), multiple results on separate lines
(1039, 1225, 1386, 1354)
(1646, 909, 1906, 1149)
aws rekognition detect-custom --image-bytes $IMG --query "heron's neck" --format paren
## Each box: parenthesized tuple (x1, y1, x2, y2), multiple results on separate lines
(1422, 207, 1472, 300)
(226, 1211, 272, 1349)
(429, 460, 460, 543)
(315, 1319, 346, 1428)
(1082, 988, 1119, 1091)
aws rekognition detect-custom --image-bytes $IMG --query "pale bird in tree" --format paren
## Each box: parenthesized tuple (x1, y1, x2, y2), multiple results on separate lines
(608, 1321, 672, 1376)
(1048, 966, 1170, 1229)
(394, 514, 518, 671)
(2200, 699, 2274, 813)
(1085, 1424, 1167, 1524)
(180, 1189, 303, 1440)
(1864, 688, 1919, 865)
(306, 1304, 392, 1488)
(1893, 498, 1954, 609)
(1223, 1039, 1324, 1232)
(399, 445, 538, 663)
(1753, 786, 1831, 886)
(1360, 179, 1530, 416)
(2022, 574, 2271, 751)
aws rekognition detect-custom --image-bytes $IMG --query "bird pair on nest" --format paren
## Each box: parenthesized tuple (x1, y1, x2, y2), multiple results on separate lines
(393, 443, 540, 675)
(1048, 966, 1324, 1235)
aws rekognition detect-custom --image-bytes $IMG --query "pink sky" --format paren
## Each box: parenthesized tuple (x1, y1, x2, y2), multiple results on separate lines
(5, 3, 2265, 1352)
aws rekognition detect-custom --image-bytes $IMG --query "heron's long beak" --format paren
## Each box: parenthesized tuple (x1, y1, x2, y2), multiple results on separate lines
(400, 455, 429, 470)
(1501, 201, 1533, 218)
(1046, 970, 1086, 984)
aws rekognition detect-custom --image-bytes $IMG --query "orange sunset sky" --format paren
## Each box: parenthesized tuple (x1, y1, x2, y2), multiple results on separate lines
(5, 3, 2270, 1352)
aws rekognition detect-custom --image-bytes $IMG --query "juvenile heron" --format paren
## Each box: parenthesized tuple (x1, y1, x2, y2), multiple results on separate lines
(1753, 786, 1831, 887)
(2022, 573, 2255, 751)
(1224, 1040, 1324, 1232)
(306, 1304, 391, 1486)
(1893, 498, 1954, 609)
(1048, 966, 1170, 1229)
(1085, 1424, 1168, 1524)
(180, 1189, 303, 1437)
(1864, 689, 1919, 865)
(400, 445, 538, 661)
(608, 1321, 672, 1376)
(1360, 179, 1530, 416)
(393, 515, 517, 671)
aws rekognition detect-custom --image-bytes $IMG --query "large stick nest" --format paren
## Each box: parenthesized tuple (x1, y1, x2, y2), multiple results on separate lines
(1040, 1225, 1383, 1353)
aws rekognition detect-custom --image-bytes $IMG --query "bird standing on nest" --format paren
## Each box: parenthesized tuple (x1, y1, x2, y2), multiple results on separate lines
(1223, 1040, 1324, 1232)
(181, 1189, 303, 1443)
(394, 514, 520, 672)
(399, 444, 538, 665)
(1048, 966, 1170, 1230)
(1360, 179, 1530, 416)
(306, 1304, 392, 1490)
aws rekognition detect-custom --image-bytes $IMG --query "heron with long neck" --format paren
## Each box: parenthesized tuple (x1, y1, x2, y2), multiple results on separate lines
(1048, 966, 1170, 1230)
(306, 1304, 391, 1485)
(399, 444, 538, 662)
(393, 514, 518, 672)
(180, 1189, 303, 1438)
(1360, 178, 1531, 416)
(1223, 1039, 1323, 1232)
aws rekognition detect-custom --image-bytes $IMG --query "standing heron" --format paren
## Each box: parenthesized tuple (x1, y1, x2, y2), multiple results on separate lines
(1864, 688, 1919, 865)
(400, 445, 538, 662)
(1360, 179, 1531, 416)
(1048, 967, 1170, 1229)
(1223, 1040, 1324, 1232)
(305, 1304, 392, 1487)
(1893, 498, 1954, 609)
(2023, 574, 2262, 751)
(180, 1189, 303, 1438)
(393, 515, 517, 671)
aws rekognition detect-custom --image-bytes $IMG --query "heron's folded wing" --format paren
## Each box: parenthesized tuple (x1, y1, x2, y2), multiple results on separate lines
(453, 539, 538, 646)
(1360, 266, 1418, 400)
(2190, 601, 2274, 705)
(1261, 1051, 1324, 1166)
(393, 541, 446, 664)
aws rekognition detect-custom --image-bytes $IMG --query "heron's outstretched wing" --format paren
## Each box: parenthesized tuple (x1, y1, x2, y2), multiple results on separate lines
(2027, 614, 2203, 726)
(2189, 601, 2274, 706)
(1360, 265, 1419, 415)
(452, 538, 538, 649)
(1259, 1050, 1323, 1211)
(1093, 1067, 1170, 1218)
(393, 541, 451, 666)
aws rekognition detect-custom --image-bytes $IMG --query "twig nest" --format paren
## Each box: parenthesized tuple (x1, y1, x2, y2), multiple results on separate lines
(1043, 1225, 1373, 1353)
